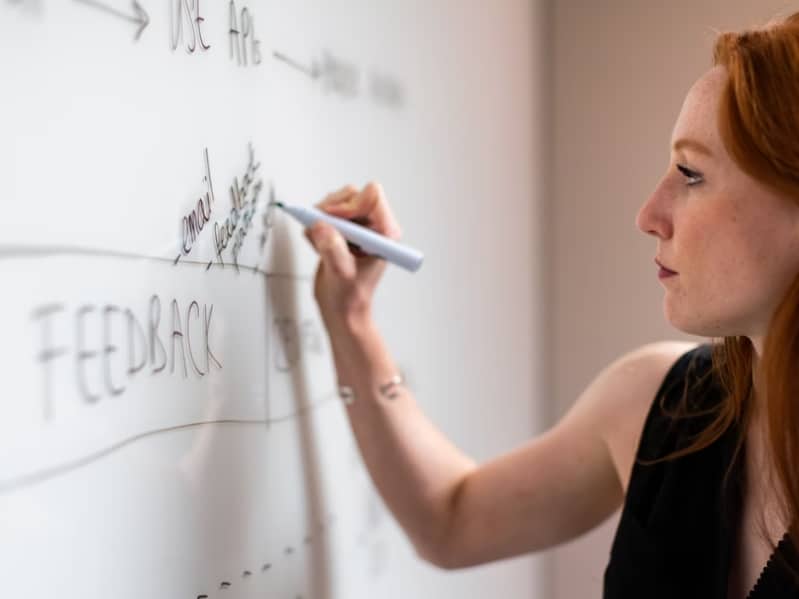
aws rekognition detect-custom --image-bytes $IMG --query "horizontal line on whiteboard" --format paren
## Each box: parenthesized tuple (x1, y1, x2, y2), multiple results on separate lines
(0, 244, 313, 282)
(0, 391, 338, 494)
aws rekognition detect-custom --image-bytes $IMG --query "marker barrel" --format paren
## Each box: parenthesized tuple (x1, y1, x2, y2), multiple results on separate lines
(279, 204, 424, 273)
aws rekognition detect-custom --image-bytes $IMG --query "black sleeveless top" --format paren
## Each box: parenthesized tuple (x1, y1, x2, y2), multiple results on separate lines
(603, 343, 799, 598)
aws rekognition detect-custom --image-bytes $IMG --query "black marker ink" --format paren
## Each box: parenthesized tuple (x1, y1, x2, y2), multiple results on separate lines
(320, 51, 360, 97)
(194, 0, 211, 50)
(183, 0, 196, 53)
(186, 301, 205, 376)
(182, 205, 205, 254)
(252, 28, 262, 65)
(102, 305, 125, 397)
(76, 305, 100, 403)
(169, 0, 180, 50)
(203, 147, 216, 207)
(169, 0, 189, 51)
(169, 299, 188, 378)
(125, 308, 147, 376)
(229, 1, 260, 67)
(213, 217, 235, 267)
(259, 184, 276, 252)
(272, 50, 320, 79)
(74, 0, 150, 41)
(210, 143, 263, 267)
(240, 7, 250, 66)
(187, 0, 198, 52)
(228, 0, 240, 64)
(180, 148, 216, 258)
(149, 295, 166, 374)
(32, 304, 67, 421)
(204, 304, 222, 370)
(230, 176, 242, 212)
(273, 317, 299, 372)
(169, 0, 209, 53)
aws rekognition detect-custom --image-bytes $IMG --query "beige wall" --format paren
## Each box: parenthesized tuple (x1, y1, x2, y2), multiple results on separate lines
(547, 1, 796, 597)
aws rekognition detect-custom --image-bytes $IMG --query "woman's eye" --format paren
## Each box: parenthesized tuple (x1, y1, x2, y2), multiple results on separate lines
(676, 164, 703, 186)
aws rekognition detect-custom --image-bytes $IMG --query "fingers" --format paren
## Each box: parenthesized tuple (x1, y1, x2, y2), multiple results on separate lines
(317, 182, 402, 240)
(320, 184, 359, 207)
(305, 222, 356, 280)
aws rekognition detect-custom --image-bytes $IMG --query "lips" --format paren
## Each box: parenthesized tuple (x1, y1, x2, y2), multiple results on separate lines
(655, 258, 677, 274)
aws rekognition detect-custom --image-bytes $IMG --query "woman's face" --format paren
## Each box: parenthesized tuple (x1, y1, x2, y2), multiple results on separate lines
(636, 65, 799, 343)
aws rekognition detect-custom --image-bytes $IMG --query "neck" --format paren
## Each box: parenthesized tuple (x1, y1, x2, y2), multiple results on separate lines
(749, 337, 766, 420)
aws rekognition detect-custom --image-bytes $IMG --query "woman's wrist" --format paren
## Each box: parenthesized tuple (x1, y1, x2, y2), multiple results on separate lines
(325, 314, 400, 392)
(326, 313, 382, 365)
(323, 305, 377, 340)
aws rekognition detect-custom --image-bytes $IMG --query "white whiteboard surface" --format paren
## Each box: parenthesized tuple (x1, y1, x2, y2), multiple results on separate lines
(1, 1, 546, 597)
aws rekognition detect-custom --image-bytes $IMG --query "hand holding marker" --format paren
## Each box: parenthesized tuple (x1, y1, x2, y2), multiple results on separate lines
(274, 200, 424, 272)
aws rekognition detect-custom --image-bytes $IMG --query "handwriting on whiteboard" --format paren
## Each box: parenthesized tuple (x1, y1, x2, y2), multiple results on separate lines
(229, 0, 262, 67)
(209, 142, 264, 271)
(18, 2, 407, 107)
(31, 295, 221, 420)
(175, 143, 267, 270)
(169, 0, 211, 53)
(178, 148, 216, 261)
(272, 317, 324, 373)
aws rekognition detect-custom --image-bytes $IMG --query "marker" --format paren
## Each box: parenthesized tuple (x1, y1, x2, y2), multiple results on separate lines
(274, 202, 424, 273)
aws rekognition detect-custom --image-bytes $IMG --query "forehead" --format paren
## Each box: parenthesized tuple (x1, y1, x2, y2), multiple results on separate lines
(670, 66, 728, 153)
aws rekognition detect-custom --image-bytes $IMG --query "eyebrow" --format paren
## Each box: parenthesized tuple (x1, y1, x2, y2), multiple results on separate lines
(672, 138, 713, 157)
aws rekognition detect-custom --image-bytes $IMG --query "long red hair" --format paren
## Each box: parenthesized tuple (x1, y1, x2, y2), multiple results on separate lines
(652, 11, 799, 577)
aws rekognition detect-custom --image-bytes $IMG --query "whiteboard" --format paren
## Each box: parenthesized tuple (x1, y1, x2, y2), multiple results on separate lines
(1, 1, 545, 597)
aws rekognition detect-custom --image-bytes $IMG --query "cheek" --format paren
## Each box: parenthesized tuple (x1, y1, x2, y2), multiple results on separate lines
(676, 206, 739, 277)
(707, 210, 799, 312)
(743, 207, 799, 279)
(675, 206, 756, 305)
(667, 189, 799, 334)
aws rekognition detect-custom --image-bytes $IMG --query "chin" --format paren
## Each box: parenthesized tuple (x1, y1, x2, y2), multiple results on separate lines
(664, 308, 737, 339)
(663, 303, 720, 338)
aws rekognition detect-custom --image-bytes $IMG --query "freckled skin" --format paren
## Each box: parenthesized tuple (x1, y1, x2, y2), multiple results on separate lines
(636, 65, 799, 341)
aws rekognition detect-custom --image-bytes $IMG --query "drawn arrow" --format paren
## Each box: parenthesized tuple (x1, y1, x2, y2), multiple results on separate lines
(74, 0, 150, 41)
(273, 51, 321, 80)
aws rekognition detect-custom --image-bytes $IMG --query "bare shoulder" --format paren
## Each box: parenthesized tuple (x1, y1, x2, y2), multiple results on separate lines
(601, 340, 700, 492)
(560, 340, 701, 495)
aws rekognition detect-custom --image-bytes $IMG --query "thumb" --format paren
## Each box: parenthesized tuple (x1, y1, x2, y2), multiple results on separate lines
(307, 222, 357, 280)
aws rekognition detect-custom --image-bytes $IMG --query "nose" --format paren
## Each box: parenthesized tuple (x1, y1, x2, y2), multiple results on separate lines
(636, 177, 673, 240)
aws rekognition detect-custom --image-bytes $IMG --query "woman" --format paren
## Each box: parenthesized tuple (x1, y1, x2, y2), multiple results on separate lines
(304, 13, 799, 598)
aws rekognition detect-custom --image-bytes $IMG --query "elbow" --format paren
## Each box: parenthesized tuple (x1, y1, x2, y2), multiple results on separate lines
(414, 535, 489, 570)
(413, 538, 467, 570)
(410, 515, 473, 570)
(414, 474, 477, 570)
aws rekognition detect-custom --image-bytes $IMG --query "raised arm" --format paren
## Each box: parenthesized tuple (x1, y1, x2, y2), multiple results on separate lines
(304, 182, 697, 569)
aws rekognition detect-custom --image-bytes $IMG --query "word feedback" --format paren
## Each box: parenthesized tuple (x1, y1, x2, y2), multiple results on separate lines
(32, 295, 222, 421)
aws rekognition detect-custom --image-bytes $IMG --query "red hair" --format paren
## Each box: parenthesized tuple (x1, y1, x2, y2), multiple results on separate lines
(650, 11, 799, 580)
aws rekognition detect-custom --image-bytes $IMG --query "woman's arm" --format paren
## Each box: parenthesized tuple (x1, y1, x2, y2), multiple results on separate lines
(304, 182, 689, 568)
